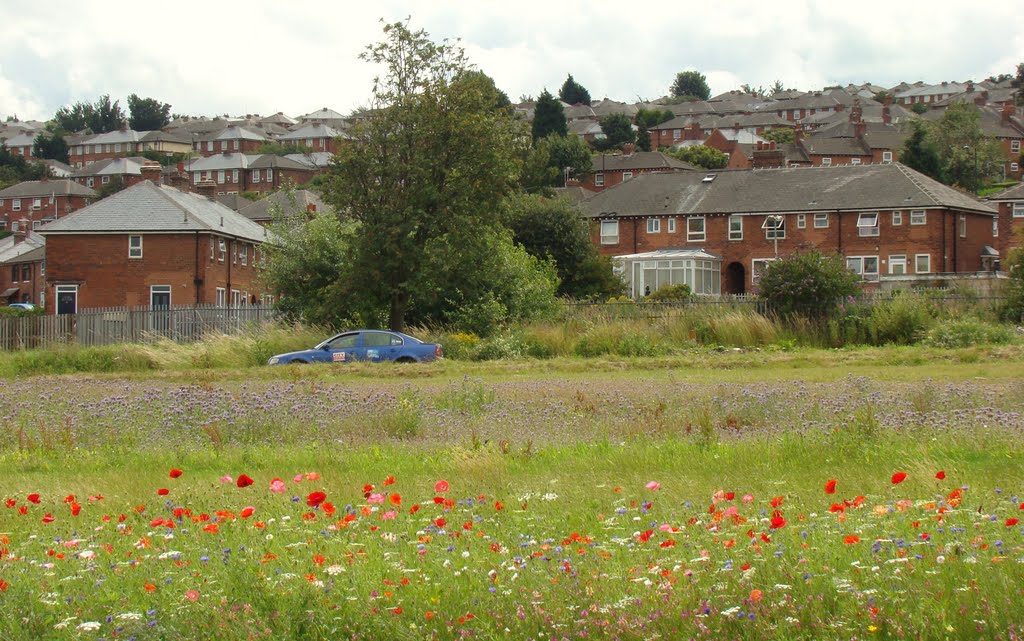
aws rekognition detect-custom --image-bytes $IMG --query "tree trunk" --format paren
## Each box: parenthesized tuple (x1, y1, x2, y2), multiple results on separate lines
(389, 291, 408, 332)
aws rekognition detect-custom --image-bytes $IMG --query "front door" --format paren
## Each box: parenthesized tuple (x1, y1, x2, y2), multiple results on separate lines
(55, 285, 78, 315)
(150, 285, 171, 333)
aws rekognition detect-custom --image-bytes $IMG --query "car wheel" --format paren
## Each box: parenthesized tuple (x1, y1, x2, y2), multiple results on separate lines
(292, 359, 308, 364)
(395, 357, 416, 364)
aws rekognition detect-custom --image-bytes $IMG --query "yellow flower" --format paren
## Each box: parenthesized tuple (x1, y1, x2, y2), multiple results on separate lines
(868, 625, 878, 633)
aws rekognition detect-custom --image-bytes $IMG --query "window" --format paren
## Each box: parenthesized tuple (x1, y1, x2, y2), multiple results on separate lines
(129, 235, 143, 258)
(728, 215, 743, 240)
(667, 217, 676, 233)
(11, 265, 17, 281)
(889, 255, 907, 275)
(232, 140, 239, 151)
(915, 254, 931, 273)
(623, 172, 633, 181)
(114, 143, 121, 152)
(232, 169, 239, 183)
(846, 256, 879, 281)
(306, 138, 314, 147)
(672, 129, 681, 140)
(1012, 140, 1021, 153)
(231, 290, 241, 306)
(647, 218, 661, 234)
(1013, 203, 1024, 218)
(252, 169, 261, 183)
(600, 220, 619, 245)
(594, 173, 604, 187)
(31, 198, 41, 210)
(813, 213, 829, 228)
(218, 239, 226, 262)
(959, 214, 967, 238)
(217, 170, 225, 184)
(910, 210, 926, 225)
(797, 213, 806, 229)
(762, 215, 785, 239)
(851, 158, 862, 165)
(892, 210, 902, 225)
(232, 241, 237, 264)
(821, 158, 832, 166)
(993, 218, 999, 237)
(1012, 163, 1020, 172)
(12, 198, 21, 211)
(22, 264, 30, 281)
(0, 220, 5, 231)
(210, 237, 215, 260)
(215, 288, 226, 306)
(751, 258, 776, 283)
(193, 173, 201, 185)
(857, 212, 879, 237)
(207, 141, 214, 152)
(240, 244, 248, 266)
(687, 216, 705, 242)
(266, 168, 273, 182)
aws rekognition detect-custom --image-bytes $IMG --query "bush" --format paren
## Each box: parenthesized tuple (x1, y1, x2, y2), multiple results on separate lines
(644, 284, 691, 302)
(437, 332, 481, 360)
(474, 332, 528, 360)
(922, 318, 1015, 348)
(868, 295, 935, 345)
(757, 251, 861, 320)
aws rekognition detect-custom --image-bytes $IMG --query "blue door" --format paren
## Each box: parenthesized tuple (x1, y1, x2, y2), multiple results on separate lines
(321, 332, 360, 363)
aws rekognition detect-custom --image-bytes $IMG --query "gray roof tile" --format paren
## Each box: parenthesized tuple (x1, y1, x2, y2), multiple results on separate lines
(0, 179, 97, 198)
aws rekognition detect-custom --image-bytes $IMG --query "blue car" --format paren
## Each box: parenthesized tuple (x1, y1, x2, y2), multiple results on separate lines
(267, 330, 442, 365)
(7, 303, 36, 310)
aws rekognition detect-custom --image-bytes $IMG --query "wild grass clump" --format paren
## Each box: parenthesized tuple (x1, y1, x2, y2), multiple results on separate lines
(574, 323, 669, 357)
(868, 294, 936, 344)
(922, 317, 1016, 348)
(695, 310, 781, 347)
(0, 343, 160, 376)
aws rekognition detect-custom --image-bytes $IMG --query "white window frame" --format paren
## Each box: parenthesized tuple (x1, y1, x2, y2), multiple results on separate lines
(600, 220, 619, 245)
(266, 168, 273, 182)
(728, 215, 743, 240)
(1012, 203, 1024, 219)
(12, 198, 21, 211)
(252, 169, 261, 183)
(1012, 140, 1021, 153)
(215, 287, 226, 307)
(993, 218, 998, 237)
(821, 158, 832, 166)
(892, 210, 902, 226)
(210, 237, 215, 260)
(762, 215, 785, 240)
(240, 244, 248, 266)
(882, 151, 893, 163)
(687, 216, 705, 242)
(647, 218, 661, 234)
(959, 214, 967, 238)
(232, 169, 239, 183)
(797, 213, 806, 229)
(851, 158, 862, 165)
(751, 258, 776, 284)
(217, 170, 225, 184)
(915, 254, 931, 274)
(150, 284, 171, 307)
(101, 176, 110, 184)
(31, 198, 41, 210)
(55, 285, 78, 314)
(672, 129, 681, 140)
(667, 217, 676, 233)
(594, 173, 605, 187)
(623, 171, 633, 181)
(1012, 163, 1020, 172)
(231, 289, 241, 307)
(888, 255, 907, 275)
(857, 212, 879, 237)
(910, 210, 926, 225)
(813, 213, 829, 229)
(218, 238, 227, 262)
(128, 235, 143, 258)
(846, 256, 879, 282)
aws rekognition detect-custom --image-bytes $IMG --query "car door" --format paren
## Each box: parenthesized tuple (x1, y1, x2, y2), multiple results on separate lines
(362, 331, 400, 362)
(320, 332, 360, 363)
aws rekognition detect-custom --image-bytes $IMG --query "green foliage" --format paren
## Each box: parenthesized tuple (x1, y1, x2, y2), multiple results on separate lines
(501, 193, 620, 299)
(140, 149, 192, 167)
(769, 80, 786, 96)
(999, 246, 1024, 322)
(923, 317, 1014, 348)
(910, 103, 928, 115)
(531, 89, 567, 140)
(558, 74, 591, 106)
(127, 94, 172, 131)
(663, 144, 728, 169)
(54, 95, 126, 133)
(760, 128, 794, 144)
(545, 134, 591, 185)
(635, 108, 675, 129)
(323, 21, 527, 331)
(873, 90, 891, 103)
(95, 175, 126, 199)
(0, 144, 47, 190)
(927, 103, 1004, 192)
(644, 283, 691, 301)
(867, 294, 935, 345)
(593, 113, 635, 150)
(32, 129, 69, 163)
(254, 141, 313, 156)
(670, 70, 711, 101)
(757, 250, 861, 319)
(900, 121, 943, 181)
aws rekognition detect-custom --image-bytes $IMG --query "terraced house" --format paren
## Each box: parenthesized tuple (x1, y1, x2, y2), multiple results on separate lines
(585, 163, 999, 297)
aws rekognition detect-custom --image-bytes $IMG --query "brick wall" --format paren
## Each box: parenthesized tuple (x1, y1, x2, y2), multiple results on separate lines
(44, 232, 268, 311)
(0, 195, 91, 228)
(0, 257, 45, 306)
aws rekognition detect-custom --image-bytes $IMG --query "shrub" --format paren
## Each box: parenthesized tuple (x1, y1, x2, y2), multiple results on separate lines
(868, 295, 935, 345)
(922, 318, 1015, 348)
(474, 332, 528, 360)
(757, 250, 860, 320)
(644, 284, 691, 302)
(437, 332, 481, 361)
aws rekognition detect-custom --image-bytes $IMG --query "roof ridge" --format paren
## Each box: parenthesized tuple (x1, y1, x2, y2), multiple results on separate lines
(150, 182, 211, 231)
(893, 162, 942, 207)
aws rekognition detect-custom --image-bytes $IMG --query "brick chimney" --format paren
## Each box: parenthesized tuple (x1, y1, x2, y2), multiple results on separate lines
(138, 161, 163, 186)
(794, 124, 804, 144)
(849, 98, 862, 124)
(882, 102, 892, 125)
(14, 218, 29, 243)
(966, 81, 974, 94)
(686, 122, 702, 140)
(1003, 101, 1015, 124)
(622, 143, 636, 156)
(854, 121, 867, 139)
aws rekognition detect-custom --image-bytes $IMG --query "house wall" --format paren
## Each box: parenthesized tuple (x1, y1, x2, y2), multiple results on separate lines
(0, 194, 91, 228)
(196, 139, 263, 157)
(0, 258, 46, 306)
(591, 207, 997, 292)
(44, 232, 267, 311)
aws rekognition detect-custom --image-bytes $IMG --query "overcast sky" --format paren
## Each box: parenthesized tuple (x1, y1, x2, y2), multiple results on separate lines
(2, 0, 1022, 123)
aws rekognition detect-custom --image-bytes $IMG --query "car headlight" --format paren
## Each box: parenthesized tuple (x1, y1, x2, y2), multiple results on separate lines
(268, 357, 280, 365)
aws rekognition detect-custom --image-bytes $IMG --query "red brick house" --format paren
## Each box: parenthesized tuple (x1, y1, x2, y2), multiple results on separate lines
(195, 125, 269, 157)
(186, 153, 315, 195)
(1, 132, 37, 158)
(277, 123, 347, 154)
(986, 183, 1024, 255)
(68, 129, 192, 168)
(585, 163, 999, 296)
(38, 181, 273, 313)
(0, 230, 46, 306)
(0, 179, 98, 231)
(578, 149, 694, 192)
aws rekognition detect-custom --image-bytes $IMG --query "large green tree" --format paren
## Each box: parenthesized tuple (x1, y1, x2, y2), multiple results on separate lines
(664, 145, 729, 169)
(54, 95, 126, 133)
(127, 94, 172, 131)
(322, 21, 530, 331)
(900, 121, 943, 182)
(595, 113, 636, 150)
(670, 71, 711, 101)
(0, 144, 47, 190)
(757, 250, 860, 319)
(502, 193, 621, 300)
(545, 134, 592, 186)
(558, 74, 591, 106)
(531, 89, 567, 140)
(635, 108, 674, 152)
(32, 128, 70, 163)
(915, 103, 1004, 192)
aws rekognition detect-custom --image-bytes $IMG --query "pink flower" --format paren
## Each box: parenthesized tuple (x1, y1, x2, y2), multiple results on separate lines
(219, 475, 233, 484)
(367, 493, 385, 505)
(645, 481, 661, 491)
(269, 478, 286, 493)
(293, 474, 304, 483)
(185, 589, 199, 602)
(305, 472, 320, 481)
(742, 494, 755, 503)
(381, 511, 397, 520)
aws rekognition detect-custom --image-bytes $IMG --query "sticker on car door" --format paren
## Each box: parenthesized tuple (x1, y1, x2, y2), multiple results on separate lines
(332, 352, 346, 362)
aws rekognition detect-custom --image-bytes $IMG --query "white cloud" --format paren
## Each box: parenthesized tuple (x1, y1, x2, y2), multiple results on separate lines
(0, 0, 1021, 122)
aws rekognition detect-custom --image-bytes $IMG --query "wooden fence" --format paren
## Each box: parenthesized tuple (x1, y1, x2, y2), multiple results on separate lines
(0, 305, 277, 350)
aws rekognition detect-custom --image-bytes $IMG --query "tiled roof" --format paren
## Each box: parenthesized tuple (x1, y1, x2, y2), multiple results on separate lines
(284, 152, 333, 168)
(0, 231, 45, 264)
(801, 137, 871, 156)
(895, 82, 968, 99)
(2, 132, 36, 147)
(38, 181, 270, 243)
(85, 129, 144, 145)
(140, 130, 192, 144)
(299, 107, 347, 121)
(188, 153, 253, 171)
(237, 190, 328, 222)
(213, 126, 269, 142)
(0, 179, 97, 198)
(592, 151, 696, 172)
(74, 157, 151, 177)
(278, 123, 347, 141)
(987, 183, 1024, 201)
(247, 155, 310, 171)
(583, 163, 996, 218)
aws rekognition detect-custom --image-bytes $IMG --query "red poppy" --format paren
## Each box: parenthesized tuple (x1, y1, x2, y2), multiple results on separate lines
(240, 506, 255, 518)
(935, 471, 946, 480)
(770, 496, 784, 508)
(157, 489, 169, 496)
(4, 498, 15, 508)
(41, 513, 54, 523)
(1007, 518, 1020, 527)
(639, 529, 654, 542)
(824, 479, 837, 495)
(0, 579, 8, 592)
(434, 517, 446, 528)
(306, 491, 327, 508)
(203, 523, 219, 534)
(844, 535, 860, 544)
(237, 474, 254, 488)
(383, 475, 396, 486)
(891, 472, 907, 485)
(63, 495, 75, 504)
(70, 502, 81, 516)
(169, 469, 183, 479)
(770, 514, 787, 529)
(494, 501, 504, 511)
(659, 539, 676, 548)
(830, 503, 845, 513)
(434, 480, 450, 494)
(27, 494, 41, 504)
(389, 493, 402, 507)
(409, 504, 420, 515)
(724, 492, 735, 501)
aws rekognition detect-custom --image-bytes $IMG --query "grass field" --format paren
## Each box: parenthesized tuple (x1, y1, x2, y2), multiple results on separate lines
(1, 349, 1023, 640)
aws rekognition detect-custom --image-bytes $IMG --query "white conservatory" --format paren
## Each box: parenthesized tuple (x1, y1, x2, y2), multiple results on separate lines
(613, 249, 723, 298)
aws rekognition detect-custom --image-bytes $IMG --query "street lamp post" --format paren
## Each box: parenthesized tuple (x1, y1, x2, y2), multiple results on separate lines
(963, 144, 979, 194)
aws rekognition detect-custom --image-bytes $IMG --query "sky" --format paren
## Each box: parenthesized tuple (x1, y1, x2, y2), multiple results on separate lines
(1, 0, 1022, 123)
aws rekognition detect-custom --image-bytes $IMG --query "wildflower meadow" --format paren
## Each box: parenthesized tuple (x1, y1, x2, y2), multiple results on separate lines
(1, 362, 1023, 640)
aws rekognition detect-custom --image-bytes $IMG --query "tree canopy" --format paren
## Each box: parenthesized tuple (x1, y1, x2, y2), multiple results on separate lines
(670, 71, 711, 101)
(32, 128, 70, 164)
(594, 113, 635, 150)
(127, 94, 172, 131)
(903, 103, 1004, 192)
(54, 95, 126, 134)
(320, 21, 539, 331)
(545, 134, 592, 186)
(760, 128, 794, 144)
(900, 121, 943, 182)
(757, 250, 860, 320)
(0, 145, 47, 190)
(558, 74, 591, 106)
(634, 108, 675, 152)
(664, 145, 728, 169)
(531, 89, 567, 140)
